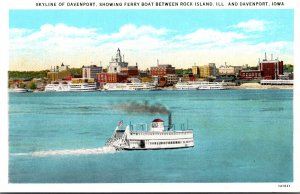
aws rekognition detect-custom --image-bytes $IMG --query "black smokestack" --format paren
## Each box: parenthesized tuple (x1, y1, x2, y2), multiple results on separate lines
(114, 101, 170, 115)
(168, 113, 172, 130)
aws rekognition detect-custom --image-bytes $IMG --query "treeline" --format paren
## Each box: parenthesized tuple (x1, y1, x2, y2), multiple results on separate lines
(175, 68, 192, 75)
(8, 70, 49, 80)
(8, 68, 82, 80)
(68, 68, 82, 76)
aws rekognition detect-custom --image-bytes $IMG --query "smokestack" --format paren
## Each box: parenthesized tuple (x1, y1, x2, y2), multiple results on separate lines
(271, 54, 273, 60)
(265, 52, 267, 61)
(168, 113, 172, 130)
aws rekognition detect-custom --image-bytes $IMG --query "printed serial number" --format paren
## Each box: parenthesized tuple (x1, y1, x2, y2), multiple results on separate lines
(278, 184, 290, 187)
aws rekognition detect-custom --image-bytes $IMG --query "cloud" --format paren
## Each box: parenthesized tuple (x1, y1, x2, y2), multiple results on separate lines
(174, 28, 247, 46)
(9, 23, 293, 71)
(111, 24, 168, 39)
(229, 19, 266, 32)
(10, 28, 33, 37)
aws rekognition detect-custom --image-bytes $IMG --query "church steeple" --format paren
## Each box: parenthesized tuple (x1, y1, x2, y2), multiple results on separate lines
(115, 48, 122, 62)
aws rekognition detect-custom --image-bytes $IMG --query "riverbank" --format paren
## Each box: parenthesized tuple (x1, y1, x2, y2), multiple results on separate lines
(225, 83, 293, 90)
(159, 83, 293, 90)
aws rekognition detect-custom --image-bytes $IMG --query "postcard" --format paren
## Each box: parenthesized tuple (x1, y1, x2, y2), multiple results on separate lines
(0, 0, 299, 192)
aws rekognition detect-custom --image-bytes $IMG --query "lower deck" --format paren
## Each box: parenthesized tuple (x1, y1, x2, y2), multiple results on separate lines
(125, 138, 194, 150)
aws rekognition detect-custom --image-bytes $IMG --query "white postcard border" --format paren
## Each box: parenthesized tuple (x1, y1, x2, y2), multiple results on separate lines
(1, 0, 299, 192)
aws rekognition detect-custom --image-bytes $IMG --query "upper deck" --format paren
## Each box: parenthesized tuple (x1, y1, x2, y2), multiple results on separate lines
(126, 129, 194, 140)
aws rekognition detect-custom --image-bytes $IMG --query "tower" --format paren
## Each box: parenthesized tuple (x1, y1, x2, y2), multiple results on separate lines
(115, 48, 122, 62)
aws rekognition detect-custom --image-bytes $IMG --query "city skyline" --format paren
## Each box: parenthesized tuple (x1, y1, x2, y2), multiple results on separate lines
(9, 9, 294, 71)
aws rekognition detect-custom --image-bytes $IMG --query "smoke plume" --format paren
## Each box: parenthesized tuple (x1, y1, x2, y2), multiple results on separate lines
(114, 101, 170, 115)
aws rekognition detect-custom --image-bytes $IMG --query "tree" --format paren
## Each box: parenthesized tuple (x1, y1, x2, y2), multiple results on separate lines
(68, 68, 82, 76)
(27, 82, 37, 90)
(283, 64, 293, 73)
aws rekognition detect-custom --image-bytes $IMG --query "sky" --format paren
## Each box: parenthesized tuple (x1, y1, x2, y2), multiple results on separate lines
(9, 9, 294, 71)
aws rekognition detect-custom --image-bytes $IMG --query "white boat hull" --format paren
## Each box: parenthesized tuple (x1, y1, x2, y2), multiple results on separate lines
(45, 82, 97, 92)
(103, 83, 155, 91)
(175, 81, 225, 90)
(106, 127, 194, 150)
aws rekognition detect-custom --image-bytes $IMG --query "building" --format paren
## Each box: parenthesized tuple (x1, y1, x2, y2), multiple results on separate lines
(259, 53, 283, 79)
(71, 78, 95, 84)
(97, 73, 128, 84)
(199, 63, 216, 78)
(239, 70, 262, 79)
(50, 63, 69, 72)
(47, 63, 71, 82)
(150, 64, 176, 77)
(180, 74, 195, 82)
(150, 63, 176, 86)
(82, 65, 102, 79)
(47, 71, 72, 82)
(192, 66, 199, 76)
(120, 64, 139, 77)
(218, 63, 242, 76)
(165, 74, 178, 85)
(47, 72, 59, 82)
(107, 48, 129, 73)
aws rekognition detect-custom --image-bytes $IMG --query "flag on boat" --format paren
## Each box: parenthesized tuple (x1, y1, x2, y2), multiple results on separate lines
(118, 120, 123, 126)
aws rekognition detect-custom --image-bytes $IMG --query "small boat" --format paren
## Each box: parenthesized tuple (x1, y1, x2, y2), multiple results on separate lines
(105, 114, 194, 150)
(9, 87, 32, 93)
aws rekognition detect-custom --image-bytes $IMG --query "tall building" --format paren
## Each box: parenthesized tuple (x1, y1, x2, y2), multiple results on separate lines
(199, 63, 216, 78)
(192, 66, 199, 76)
(107, 48, 129, 73)
(82, 65, 102, 79)
(259, 53, 283, 79)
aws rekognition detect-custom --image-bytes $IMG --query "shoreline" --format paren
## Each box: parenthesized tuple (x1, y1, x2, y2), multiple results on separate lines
(159, 83, 293, 91)
(9, 83, 294, 93)
(225, 83, 293, 90)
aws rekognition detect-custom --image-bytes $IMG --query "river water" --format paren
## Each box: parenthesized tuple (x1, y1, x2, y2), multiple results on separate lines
(9, 89, 293, 183)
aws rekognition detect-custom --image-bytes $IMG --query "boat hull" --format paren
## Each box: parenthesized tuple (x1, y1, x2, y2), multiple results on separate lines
(123, 145, 194, 150)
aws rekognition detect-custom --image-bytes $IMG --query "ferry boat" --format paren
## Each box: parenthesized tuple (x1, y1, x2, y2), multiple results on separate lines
(105, 114, 194, 150)
(44, 82, 70, 92)
(174, 82, 199, 90)
(9, 87, 32, 93)
(197, 81, 225, 90)
(45, 82, 97, 92)
(103, 82, 155, 91)
(69, 82, 97, 92)
(174, 81, 225, 90)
